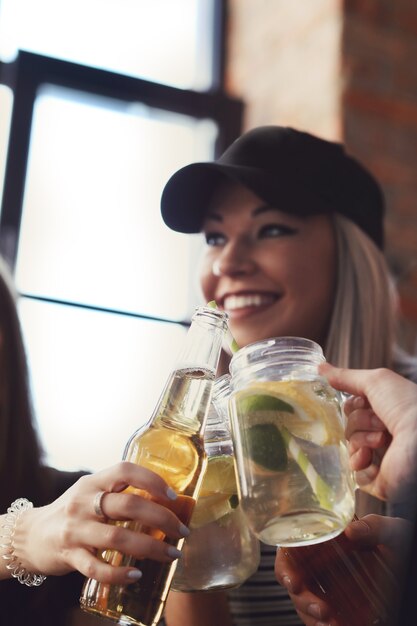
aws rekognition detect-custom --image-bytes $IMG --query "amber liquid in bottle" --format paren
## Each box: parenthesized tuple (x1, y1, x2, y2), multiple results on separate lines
(81, 368, 212, 625)
(80, 305, 228, 626)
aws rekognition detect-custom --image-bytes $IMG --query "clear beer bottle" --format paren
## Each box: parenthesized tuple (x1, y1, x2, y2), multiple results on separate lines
(80, 305, 228, 626)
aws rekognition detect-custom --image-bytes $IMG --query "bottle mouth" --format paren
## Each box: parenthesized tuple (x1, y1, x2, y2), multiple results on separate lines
(192, 305, 229, 329)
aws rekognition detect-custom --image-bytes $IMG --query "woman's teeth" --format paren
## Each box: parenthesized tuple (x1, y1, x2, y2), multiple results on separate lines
(223, 294, 275, 310)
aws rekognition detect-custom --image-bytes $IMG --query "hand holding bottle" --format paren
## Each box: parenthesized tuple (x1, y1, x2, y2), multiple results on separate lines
(1, 462, 188, 585)
(80, 305, 228, 625)
(320, 363, 417, 503)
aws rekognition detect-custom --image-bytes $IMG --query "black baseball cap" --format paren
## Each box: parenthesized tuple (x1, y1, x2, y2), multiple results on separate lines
(160, 125, 385, 248)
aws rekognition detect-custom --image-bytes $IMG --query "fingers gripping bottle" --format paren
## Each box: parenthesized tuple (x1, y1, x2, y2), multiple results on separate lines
(80, 306, 228, 626)
(171, 374, 260, 592)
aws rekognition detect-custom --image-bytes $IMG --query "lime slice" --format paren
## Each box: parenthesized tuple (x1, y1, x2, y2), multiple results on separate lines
(246, 423, 287, 472)
(191, 493, 234, 528)
(239, 394, 294, 414)
(200, 455, 237, 497)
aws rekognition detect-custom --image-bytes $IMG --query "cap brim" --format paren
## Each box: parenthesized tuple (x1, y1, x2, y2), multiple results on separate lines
(160, 162, 282, 233)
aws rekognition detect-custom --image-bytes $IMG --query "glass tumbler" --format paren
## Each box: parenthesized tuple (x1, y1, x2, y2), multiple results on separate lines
(229, 336, 356, 547)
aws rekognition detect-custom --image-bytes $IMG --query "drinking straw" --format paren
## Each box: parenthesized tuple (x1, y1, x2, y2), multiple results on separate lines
(207, 300, 239, 354)
(206, 300, 334, 510)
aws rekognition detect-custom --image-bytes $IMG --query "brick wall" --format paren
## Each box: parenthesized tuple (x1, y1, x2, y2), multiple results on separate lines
(342, 0, 417, 349)
(226, 0, 343, 139)
(226, 0, 417, 350)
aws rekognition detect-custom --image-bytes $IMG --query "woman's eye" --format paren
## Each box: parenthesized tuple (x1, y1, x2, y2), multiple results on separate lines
(205, 232, 227, 246)
(258, 224, 298, 239)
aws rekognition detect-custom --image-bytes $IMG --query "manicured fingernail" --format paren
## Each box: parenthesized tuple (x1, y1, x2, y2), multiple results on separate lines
(126, 569, 142, 580)
(167, 546, 182, 560)
(166, 487, 177, 500)
(308, 603, 322, 619)
(282, 575, 294, 593)
(179, 523, 190, 537)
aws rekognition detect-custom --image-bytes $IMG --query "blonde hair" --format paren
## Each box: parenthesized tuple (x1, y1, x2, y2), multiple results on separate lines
(325, 214, 417, 379)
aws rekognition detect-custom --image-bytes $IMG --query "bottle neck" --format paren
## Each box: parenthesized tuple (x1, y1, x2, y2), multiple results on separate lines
(204, 404, 230, 442)
(175, 307, 228, 375)
(154, 306, 229, 434)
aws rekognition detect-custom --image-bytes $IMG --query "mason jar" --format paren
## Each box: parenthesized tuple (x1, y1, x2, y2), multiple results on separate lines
(229, 336, 355, 547)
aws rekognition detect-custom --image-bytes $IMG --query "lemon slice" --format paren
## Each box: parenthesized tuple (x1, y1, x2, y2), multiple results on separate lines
(191, 455, 238, 527)
(191, 493, 234, 528)
(237, 380, 342, 446)
(200, 455, 237, 497)
(128, 425, 198, 492)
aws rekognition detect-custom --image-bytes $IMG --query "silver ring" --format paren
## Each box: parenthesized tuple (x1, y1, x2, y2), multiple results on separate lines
(93, 491, 108, 520)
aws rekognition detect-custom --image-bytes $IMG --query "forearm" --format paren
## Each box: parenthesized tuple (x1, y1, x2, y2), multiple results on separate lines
(164, 590, 233, 626)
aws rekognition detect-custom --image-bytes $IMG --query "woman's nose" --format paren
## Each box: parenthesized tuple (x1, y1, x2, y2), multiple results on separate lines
(212, 240, 256, 277)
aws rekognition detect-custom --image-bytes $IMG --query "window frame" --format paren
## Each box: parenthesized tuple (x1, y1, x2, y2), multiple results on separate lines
(0, 0, 243, 269)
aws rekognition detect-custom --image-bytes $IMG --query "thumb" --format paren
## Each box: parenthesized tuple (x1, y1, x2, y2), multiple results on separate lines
(319, 363, 372, 398)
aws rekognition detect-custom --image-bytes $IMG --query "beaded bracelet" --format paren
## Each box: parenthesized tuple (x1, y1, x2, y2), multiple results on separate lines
(0, 498, 47, 586)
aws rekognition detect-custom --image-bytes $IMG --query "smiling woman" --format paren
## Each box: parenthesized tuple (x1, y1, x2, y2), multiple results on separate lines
(159, 125, 417, 626)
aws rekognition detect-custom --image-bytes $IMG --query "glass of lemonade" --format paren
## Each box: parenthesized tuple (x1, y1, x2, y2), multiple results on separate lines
(172, 375, 260, 592)
(229, 337, 356, 547)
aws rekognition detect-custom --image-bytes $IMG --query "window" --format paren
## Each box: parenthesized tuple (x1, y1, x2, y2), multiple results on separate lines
(0, 0, 214, 90)
(0, 1, 243, 472)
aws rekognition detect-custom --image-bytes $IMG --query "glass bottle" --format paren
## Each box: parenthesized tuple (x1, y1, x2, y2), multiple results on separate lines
(80, 305, 228, 626)
(229, 336, 356, 547)
(171, 374, 260, 592)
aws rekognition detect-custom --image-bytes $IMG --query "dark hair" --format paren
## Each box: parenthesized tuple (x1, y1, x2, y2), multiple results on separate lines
(0, 257, 49, 512)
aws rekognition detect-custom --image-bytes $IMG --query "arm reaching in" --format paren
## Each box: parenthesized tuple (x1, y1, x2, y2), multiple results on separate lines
(320, 363, 417, 503)
(0, 462, 189, 584)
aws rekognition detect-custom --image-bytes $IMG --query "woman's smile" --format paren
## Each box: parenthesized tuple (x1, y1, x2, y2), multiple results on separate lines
(219, 291, 280, 319)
